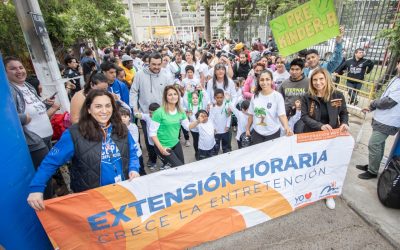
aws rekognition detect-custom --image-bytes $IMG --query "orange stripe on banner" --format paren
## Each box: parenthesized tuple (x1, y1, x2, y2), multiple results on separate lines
(39, 180, 293, 249)
(297, 129, 350, 143)
(143, 208, 246, 250)
(38, 188, 126, 250)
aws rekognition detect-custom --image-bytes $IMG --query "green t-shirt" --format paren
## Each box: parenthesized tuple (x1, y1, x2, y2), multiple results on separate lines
(152, 107, 187, 148)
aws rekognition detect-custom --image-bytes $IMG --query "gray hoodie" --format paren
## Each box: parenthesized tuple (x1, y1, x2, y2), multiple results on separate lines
(130, 66, 172, 113)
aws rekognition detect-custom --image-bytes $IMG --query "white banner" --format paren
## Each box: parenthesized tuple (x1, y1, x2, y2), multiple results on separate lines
(38, 130, 354, 249)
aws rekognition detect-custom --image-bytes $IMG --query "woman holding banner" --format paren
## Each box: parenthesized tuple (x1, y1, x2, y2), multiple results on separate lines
(245, 69, 293, 145)
(27, 90, 140, 211)
(300, 68, 349, 209)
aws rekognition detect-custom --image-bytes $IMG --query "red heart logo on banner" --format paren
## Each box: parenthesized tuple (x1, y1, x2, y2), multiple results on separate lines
(305, 192, 312, 199)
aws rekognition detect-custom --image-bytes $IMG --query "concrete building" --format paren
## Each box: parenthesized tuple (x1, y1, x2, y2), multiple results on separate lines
(122, 0, 228, 42)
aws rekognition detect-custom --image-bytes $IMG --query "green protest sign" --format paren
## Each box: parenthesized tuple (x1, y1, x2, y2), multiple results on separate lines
(270, 0, 340, 56)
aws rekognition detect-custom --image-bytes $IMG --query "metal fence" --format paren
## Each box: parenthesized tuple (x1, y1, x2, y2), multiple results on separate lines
(235, 0, 399, 87)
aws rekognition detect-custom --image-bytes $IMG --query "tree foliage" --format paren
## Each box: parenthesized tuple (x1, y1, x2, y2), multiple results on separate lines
(0, 0, 130, 61)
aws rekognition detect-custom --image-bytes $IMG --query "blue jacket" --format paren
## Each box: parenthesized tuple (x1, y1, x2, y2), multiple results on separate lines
(108, 79, 130, 106)
(304, 41, 343, 77)
(29, 126, 139, 193)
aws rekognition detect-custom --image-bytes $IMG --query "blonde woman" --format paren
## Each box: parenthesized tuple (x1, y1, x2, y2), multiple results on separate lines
(301, 68, 349, 210)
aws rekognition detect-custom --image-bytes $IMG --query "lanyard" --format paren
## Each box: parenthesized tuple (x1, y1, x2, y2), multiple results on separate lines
(104, 127, 119, 178)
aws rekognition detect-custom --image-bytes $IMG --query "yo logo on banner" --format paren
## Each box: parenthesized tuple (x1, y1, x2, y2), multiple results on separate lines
(294, 192, 312, 206)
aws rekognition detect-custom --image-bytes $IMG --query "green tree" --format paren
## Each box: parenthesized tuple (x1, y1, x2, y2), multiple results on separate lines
(0, 2, 29, 60)
(0, 0, 130, 63)
(254, 107, 267, 126)
(378, 13, 400, 86)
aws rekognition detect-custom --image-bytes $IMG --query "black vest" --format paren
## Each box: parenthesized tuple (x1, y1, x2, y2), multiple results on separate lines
(68, 124, 129, 192)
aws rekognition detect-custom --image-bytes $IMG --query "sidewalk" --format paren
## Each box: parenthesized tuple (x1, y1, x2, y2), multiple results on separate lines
(344, 115, 400, 248)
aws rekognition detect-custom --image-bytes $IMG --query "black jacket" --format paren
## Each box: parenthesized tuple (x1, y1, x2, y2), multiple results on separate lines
(335, 57, 374, 83)
(301, 91, 349, 133)
(233, 62, 251, 80)
(68, 124, 129, 192)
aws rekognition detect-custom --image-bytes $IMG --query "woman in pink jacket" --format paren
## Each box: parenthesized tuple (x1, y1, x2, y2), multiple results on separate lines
(242, 62, 266, 100)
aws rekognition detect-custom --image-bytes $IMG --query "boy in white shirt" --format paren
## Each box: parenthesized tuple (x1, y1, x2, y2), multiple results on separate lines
(134, 103, 160, 171)
(120, 108, 146, 175)
(209, 89, 232, 155)
(181, 65, 201, 92)
(229, 99, 251, 149)
(189, 110, 216, 160)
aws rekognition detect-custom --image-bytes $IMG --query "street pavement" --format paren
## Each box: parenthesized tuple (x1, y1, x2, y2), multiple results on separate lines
(140, 114, 400, 249)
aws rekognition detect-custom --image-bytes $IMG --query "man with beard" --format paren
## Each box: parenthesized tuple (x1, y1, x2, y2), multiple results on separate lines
(130, 52, 172, 169)
(233, 52, 252, 80)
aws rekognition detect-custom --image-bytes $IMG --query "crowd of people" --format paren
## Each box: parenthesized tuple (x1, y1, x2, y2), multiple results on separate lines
(5, 26, 400, 212)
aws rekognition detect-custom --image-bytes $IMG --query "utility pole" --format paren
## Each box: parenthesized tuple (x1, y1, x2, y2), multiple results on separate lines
(12, 0, 70, 112)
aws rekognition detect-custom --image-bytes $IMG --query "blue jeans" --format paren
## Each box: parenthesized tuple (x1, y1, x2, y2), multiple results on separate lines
(347, 81, 362, 104)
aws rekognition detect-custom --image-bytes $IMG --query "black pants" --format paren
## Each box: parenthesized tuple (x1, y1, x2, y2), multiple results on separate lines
(180, 126, 190, 141)
(213, 132, 230, 155)
(199, 148, 213, 160)
(138, 155, 146, 175)
(30, 136, 53, 199)
(237, 139, 242, 149)
(251, 129, 280, 146)
(140, 119, 157, 164)
(154, 142, 185, 167)
(191, 131, 199, 160)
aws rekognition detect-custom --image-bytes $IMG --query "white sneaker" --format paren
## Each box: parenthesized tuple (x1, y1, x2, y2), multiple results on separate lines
(325, 198, 336, 210)
(185, 140, 191, 147)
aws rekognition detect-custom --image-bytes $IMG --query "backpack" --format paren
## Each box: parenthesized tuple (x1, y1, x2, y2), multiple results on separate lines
(377, 156, 400, 208)
(50, 112, 72, 141)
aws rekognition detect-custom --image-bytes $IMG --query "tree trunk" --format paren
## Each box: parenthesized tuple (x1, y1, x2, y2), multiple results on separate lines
(238, 21, 245, 42)
(204, 3, 211, 42)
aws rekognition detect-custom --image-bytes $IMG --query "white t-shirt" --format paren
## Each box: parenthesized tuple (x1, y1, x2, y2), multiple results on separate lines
(222, 44, 230, 52)
(169, 60, 186, 76)
(181, 77, 200, 92)
(197, 121, 216, 150)
(273, 70, 290, 89)
(199, 63, 211, 79)
(229, 102, 251, 140)
(140, 113, 154, 145)
(161, 66, 175, 84)
(181, 61, 201, 79)
(374, 77, 400, 127)
(128, 123, 142, 157)
(17, 85, 53, 138)
(209, 104, 231, 134)
(206, 78, 237, 104)
(249, 90, 285, 136)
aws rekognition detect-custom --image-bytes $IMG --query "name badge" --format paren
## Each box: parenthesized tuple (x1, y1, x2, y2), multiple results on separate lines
(114, 175, 122, 183)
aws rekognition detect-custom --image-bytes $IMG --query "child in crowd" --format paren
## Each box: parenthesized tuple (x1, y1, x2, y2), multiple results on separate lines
(209, 89, 232, 155)
(288, 100, 302, 132)
(234, 77, 246, 104)
(181, 65, 201, 92)
(232, 77, 245, 132)
(229, 100, 251, 149)
(120, 107, 146, 176)
(134, 103, 161, 171)
(189, 110, 216, 160)
(184, 88, 209, 160)
(179, 65, 201, 147)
